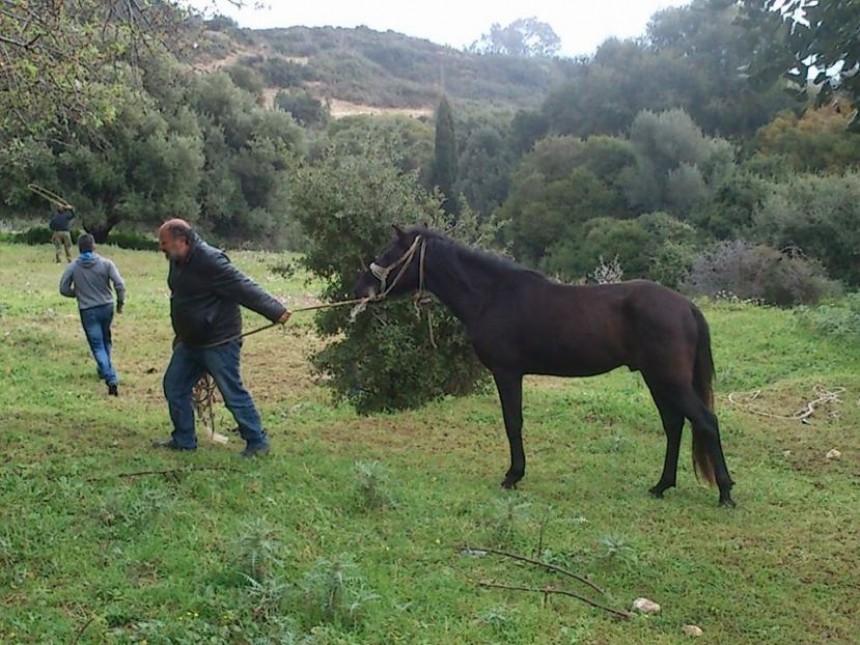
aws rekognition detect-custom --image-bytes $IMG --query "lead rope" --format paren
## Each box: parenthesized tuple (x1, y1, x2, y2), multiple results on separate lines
(193, 374, 228, 443)
(27, 183, 74, 209)
(194, 238, 431, 441)
(192, 298, 369, 443)
(413, 238, 437, 349)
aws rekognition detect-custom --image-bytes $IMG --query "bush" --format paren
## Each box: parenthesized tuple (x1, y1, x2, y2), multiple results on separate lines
(648, 240, 696, 290)
(544, 217, 650, 282)
(683, 240, 842, 306)
(274, 90, 329, 128)
(352, 460, 396, 511)
(795, 292, 860, 339)
(752, 172, 860, 286)
(106, 231, 159, 251)
(1, 226, 64, 245)
(1, 226, 158, 251)
(291, 138, 493, 414)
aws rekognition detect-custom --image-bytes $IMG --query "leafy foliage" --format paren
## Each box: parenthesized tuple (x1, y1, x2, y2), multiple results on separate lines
(0, 0, 193, 139)
(795, 291, 860, 339)
(546, 218, 650, 281)
(290, 136, 492, 414)
(469, 17, 562, 58)
(620, 109, 736, 217)
(752, 99, 860, 172)
(752, 171, 860, 286)
(189, 71, 306, 246)
(501, 135, 635, 267)
(234, 518, 285, 583)
(541, 1, 797, 140)
(352, 460, 396, 511)
(455, 125, 515, 219)
(741, 0, 860, 121)
(275, 89, 330, 128)
(1, 48, 307, 245)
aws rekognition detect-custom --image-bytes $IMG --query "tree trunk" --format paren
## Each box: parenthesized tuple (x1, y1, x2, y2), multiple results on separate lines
(85, 213, 121, 243)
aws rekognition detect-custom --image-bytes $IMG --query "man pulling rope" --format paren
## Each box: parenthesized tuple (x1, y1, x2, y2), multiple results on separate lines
(153, 219, 291, 457)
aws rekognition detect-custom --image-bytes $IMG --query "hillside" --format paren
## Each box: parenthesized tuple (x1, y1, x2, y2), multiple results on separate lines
(192, 22, 574, 115)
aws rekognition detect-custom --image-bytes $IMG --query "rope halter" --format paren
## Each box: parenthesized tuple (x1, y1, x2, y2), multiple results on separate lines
(366, 234, 438, 348)
(369, 235, 424, 297)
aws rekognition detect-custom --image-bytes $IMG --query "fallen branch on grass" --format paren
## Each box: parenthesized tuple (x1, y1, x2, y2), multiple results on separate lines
(466, 545, 605, 595)
(73, 615, 96, 644)
(85, 466, 242, 482)
(476, 580, 633, 620)
(464, 545, 632, 619)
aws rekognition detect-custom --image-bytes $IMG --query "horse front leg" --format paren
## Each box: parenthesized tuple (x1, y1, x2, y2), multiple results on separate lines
(493, 370, 525, 489)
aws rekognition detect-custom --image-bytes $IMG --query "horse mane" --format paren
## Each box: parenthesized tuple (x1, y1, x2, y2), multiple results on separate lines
(407, 227, 547, 284)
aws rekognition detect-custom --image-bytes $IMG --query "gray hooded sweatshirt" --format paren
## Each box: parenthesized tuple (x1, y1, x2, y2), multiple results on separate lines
(59, 253, 126, 310)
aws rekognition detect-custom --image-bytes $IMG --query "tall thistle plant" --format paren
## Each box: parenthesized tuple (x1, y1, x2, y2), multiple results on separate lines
(291, 136, 495, 413)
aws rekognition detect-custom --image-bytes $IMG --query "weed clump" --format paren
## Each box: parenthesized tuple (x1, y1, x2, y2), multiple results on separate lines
(352, 460, 396, 511)
(300, 556, 379, 630)
(795, 291, 860, 339)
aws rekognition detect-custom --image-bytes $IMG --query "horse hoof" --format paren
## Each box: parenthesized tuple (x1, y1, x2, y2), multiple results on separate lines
(649, 482, 673, 498)
(719, 498, 737, 508)
(500, 475, 520, 489)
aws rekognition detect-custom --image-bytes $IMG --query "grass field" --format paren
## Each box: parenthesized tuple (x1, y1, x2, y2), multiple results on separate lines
(0, 242, 857, 644)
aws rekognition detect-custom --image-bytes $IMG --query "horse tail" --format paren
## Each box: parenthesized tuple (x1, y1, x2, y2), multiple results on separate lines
(690, 304, 717, 486)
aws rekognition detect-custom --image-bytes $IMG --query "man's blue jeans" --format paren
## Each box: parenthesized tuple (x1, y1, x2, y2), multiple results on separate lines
(80, 303, 117, 386)
(163, 339, 268, 449)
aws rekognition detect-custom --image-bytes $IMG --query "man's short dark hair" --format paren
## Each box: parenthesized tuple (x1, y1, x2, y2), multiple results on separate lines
(78, 233, 95, 253)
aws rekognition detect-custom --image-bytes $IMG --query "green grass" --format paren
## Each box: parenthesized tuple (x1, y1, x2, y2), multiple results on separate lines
(1, 243, 857, 644)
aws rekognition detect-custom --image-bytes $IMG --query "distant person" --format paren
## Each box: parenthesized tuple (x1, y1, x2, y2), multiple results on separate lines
(153, 218, 291, 457)
(49, 206, 76, 263)
(59, 234, 126, 396)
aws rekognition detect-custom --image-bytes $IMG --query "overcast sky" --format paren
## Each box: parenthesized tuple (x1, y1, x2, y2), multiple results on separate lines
(188, 1, 692, 58)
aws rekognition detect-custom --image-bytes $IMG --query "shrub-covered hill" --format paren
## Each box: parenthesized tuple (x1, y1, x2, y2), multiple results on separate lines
(194, 22, 574, 112)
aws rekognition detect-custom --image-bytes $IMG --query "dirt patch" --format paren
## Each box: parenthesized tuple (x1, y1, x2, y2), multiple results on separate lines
(261, 92, 434, 117)
(725, 381, 857, 475)
(726, 383, 846, 424)
(261, 87, 280, 108)
(190, 36, 432, 118)
(328, 99, 433, 120)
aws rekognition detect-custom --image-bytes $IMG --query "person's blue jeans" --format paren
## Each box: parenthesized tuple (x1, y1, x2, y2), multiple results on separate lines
(80, 303, 117, 386)
(162, 339, 268, 449)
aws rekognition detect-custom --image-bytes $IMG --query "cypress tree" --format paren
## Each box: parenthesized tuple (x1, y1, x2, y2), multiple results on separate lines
(431, 96, 459, 214)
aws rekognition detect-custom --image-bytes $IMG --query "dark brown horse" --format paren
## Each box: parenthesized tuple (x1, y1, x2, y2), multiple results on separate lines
(354, 226, 735, 507)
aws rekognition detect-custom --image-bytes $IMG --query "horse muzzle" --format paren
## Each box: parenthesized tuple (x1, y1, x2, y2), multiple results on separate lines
(353, 270, 381, 299)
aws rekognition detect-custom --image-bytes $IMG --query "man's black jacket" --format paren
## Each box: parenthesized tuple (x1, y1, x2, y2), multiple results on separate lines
(168, 236, 287, 347)
(49, 209, 75, 231)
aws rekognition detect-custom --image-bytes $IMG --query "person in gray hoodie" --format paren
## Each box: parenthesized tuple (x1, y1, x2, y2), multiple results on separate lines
(59, 234, 126, 395)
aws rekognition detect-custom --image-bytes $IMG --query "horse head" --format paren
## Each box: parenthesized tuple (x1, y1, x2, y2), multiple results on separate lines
(354, 225, 425, 299)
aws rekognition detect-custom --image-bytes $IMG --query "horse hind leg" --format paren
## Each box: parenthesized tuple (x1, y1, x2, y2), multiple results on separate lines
(677, 387, 735, 507)
(693, 409, 735, 507)
(646, 384, 685, 499)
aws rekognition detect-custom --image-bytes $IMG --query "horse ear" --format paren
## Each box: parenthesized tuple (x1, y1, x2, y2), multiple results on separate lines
(392, 224, 406, 241)
(421, 221, 429, 229)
